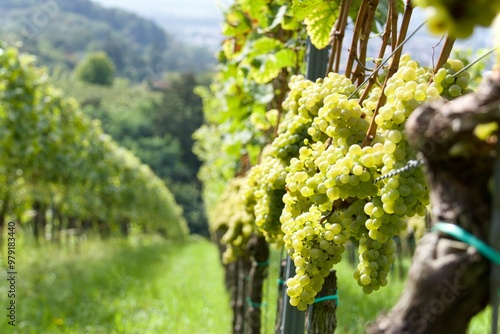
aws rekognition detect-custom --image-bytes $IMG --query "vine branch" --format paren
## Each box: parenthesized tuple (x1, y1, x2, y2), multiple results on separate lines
(434, 34, 456, 73)
(358, 0, 396, 104)
(345, 0, 369, 79)
(327, 0, 352, 75)
(362, 0, 414, 147)
(352, 0, 380, 86)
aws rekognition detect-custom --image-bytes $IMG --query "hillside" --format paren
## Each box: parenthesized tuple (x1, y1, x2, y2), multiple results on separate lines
(0, 0, 216, 81)
(92, 0, 226, 51)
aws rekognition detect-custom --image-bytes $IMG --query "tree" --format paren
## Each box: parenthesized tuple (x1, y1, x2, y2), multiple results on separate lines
(75, 51, 115, 86)
(152, 74, 208, 235)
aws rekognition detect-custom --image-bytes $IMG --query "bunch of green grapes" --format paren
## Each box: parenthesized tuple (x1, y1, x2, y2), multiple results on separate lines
(245, 75, 315, 243)
(282, 55, 477, 307)
(246, 151, 288, 243)
(282, 108, 386, 304)
(415, 0, 500, 38)
(281, 79, 378, 308)
(211, 177, 255, 264)
(246, 74, 354, 243)
(269, 75, 317, 161)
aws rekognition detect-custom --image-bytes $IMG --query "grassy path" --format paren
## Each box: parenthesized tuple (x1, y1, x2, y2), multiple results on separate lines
(0, 235, 231, 334)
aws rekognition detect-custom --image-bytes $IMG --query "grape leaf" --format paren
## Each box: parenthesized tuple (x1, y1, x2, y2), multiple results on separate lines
(292, 0, 327, 21)
(304, 1, 339, 49)
(240, 0, 270, 28)
(265, 5, 289, 31)
(240, 37, 297, 84)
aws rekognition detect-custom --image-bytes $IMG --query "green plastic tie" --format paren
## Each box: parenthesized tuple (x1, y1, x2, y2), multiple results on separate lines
(432, 222, 500, 265)
(313, 293, 339, 305)
(246, 297, 267, 308)
(256, 259, 269, 267)
(277, 279, 285, 285)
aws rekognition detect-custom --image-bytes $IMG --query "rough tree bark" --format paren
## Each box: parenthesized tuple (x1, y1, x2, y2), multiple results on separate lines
(213, 228, 249, 334)
(368, 70, 500, 333)
(246, 234, 270, 334)
(33, 200, 47, 242)
(308, 270, 337, 333)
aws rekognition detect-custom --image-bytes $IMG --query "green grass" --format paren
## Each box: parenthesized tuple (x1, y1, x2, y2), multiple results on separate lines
(0, 235, 491, 333)
(0, 235, 231, 334)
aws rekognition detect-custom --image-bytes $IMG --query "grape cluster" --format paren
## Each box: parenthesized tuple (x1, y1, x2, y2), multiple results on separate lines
(245, 74, 353, 243)
(432, 59, 472, 99)
(245, 151, 288, 243)
(212, 177, 255, 263)
(415, 0, 500, 38)
(282, 56, 440, 308)
(244, 75, 317, 243)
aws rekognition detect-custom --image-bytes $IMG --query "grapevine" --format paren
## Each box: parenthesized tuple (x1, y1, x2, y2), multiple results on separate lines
(0, 44, 188, 238)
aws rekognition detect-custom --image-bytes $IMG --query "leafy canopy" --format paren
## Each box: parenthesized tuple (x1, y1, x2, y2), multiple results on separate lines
(75, 51, 116, 86)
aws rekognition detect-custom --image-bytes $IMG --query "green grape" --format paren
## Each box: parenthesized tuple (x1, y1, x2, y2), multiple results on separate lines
(415, 0, 500, 38)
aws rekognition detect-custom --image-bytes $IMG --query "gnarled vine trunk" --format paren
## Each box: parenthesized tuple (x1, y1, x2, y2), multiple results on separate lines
(368, 69, 500, 333)
(246, 235, 270, 334)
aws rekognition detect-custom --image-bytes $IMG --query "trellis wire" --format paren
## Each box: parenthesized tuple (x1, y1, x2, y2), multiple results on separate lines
(373, 159, 423, 183)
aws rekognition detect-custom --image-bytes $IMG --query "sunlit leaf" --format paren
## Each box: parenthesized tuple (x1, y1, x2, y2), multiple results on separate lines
(304, 1, 339, 49)
(292, 0, 326, 21)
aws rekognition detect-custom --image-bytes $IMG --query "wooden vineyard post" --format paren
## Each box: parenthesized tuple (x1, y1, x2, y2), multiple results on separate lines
(274, 257, 286, 333)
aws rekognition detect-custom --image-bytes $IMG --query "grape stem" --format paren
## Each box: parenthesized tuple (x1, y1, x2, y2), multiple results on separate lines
(433, 34, 456, 74)
(352, 0, 380, 86)
(320, 197, 355, 224)
(361, 0, 414, 147)
(354, 55, 375, 72)
(389, 0, 398, 50)
(327, 0, 352, 75)
(345, 0, 369, 79)
(358, 0, 397, 104)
